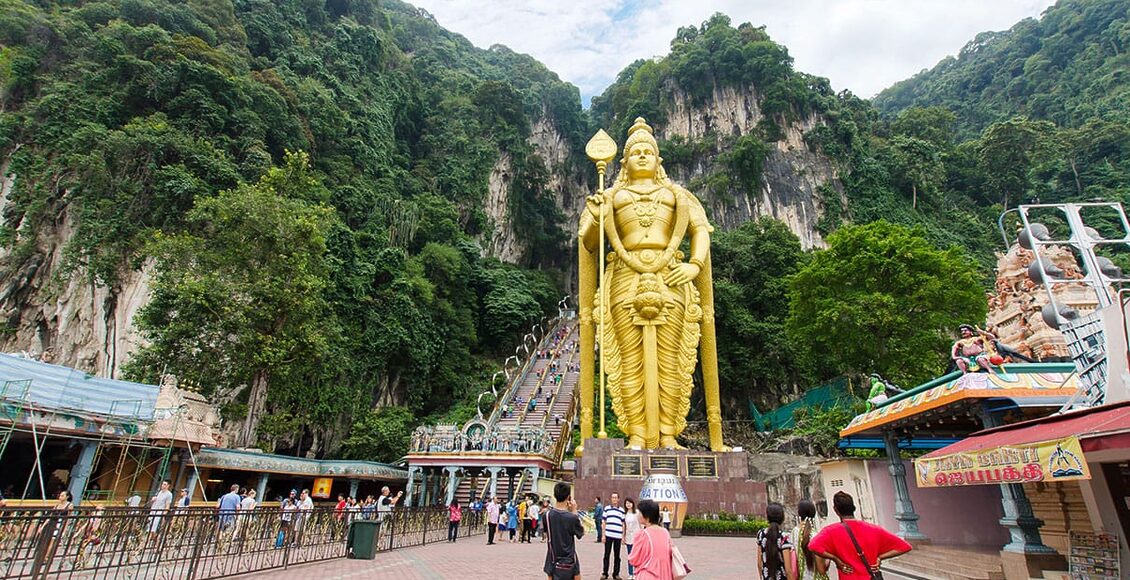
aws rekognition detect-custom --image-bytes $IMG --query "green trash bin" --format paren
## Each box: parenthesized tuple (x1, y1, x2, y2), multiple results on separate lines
(348, 520, 381, 559)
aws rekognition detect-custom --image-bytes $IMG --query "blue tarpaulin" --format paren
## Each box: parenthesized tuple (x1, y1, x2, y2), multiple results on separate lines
(0, 353, 158, 420)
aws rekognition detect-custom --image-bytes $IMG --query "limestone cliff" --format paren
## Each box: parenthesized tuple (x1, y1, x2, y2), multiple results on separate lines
(528, 115, 588, 234)
(482, 152, 520, 263)
(484, 82, 843, 264)
(481, 113, 588, 265)
(0, 177, 151, 378)
(656, 83, 841, 250)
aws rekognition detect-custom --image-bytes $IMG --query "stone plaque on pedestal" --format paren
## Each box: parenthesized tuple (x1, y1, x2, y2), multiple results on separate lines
(613, 455, 642, 477)
(687, 456, 718, 478)
(649, 456, 680, 473)
(575, 438, 766, 517)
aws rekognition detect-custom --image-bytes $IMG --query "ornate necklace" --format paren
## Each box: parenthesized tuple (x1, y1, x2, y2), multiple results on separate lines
(631, 188, 661, 228)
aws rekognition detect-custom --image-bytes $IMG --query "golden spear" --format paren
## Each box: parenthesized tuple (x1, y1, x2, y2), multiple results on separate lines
(580, 130, 617, 449)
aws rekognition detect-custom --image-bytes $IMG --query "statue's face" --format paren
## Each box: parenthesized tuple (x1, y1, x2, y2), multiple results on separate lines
(626, 142, 659, 179)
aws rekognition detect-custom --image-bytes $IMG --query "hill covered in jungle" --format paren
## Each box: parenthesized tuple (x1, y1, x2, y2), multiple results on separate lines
(0, 0, 1127, 459)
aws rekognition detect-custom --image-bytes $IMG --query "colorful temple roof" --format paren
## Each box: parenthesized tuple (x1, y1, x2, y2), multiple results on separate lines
(195, 447, 407, 481)
(841, 363, 1079, 440)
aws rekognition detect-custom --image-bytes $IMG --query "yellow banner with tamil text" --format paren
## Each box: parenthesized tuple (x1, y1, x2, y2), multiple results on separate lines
(914, 436, 1091, 488)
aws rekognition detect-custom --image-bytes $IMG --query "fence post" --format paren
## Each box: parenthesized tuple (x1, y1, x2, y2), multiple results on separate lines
(386, 511, 396, 551)
(282, 514, 293, 570)
(186, 512, 208, 580)
(150, 514, 167, 577)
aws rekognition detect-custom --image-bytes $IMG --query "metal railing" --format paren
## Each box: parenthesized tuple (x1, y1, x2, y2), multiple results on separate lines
(0, 506, 483, 579)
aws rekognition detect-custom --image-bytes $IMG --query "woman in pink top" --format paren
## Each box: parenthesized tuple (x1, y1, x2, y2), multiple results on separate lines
(447, 500, 463, 543)
(627, 499, 673, 580)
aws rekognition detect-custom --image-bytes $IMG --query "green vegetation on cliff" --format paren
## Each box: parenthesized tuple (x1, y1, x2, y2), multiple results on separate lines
(874, 0, 1130, 138)
(0, 0, 577, 457)
(871, 0, 1130, 215)
(2, 0, 1128, 457)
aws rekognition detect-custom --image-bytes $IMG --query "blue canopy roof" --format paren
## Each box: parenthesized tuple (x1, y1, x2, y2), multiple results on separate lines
(0, 353, 159, 421)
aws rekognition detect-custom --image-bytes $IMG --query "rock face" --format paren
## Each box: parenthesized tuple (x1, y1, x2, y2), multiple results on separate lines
(748, 452, 826, 521)
(0, 205, 152, 379)
(1, 152, 151, 378)
(482, 152, 520, 263)
(528, 115, 588, 239)
(481, 114, 588, 266)
(658, 84, 841, 250)
(486, 83, 842, 265)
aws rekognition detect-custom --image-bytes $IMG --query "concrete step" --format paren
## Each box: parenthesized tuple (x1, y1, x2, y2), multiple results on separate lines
(900, 552, 1004, 575)
(885, 559, 1002, 580)
(884, 548, 1004, 580)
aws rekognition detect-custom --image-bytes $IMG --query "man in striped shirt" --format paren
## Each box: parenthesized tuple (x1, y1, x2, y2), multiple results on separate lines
(601, 492, 625, 580)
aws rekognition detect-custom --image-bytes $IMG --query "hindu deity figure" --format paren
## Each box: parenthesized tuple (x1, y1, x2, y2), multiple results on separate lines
(951, 324, 1000, 374)
(577, 118, 727, 451)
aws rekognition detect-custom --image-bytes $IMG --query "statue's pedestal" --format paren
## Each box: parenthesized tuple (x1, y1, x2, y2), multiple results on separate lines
(573, 438, 766, 519)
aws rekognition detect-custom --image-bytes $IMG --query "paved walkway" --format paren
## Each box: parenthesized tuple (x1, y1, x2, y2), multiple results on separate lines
(239, 534, 764, 579)
(235, 533, 925, 580)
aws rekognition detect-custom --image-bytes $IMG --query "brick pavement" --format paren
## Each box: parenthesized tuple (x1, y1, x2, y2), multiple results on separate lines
(237, 533, 762, 579)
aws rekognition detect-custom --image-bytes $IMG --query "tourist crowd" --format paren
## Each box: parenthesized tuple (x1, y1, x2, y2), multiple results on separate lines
(752, 491, 913, 580)
(502, 488, 913, 580)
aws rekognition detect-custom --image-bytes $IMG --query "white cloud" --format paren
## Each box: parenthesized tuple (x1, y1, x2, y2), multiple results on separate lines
(408, 0, 1056, 104)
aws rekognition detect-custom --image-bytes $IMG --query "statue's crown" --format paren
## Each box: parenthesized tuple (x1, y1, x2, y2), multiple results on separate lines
(624, 117, 658, 152)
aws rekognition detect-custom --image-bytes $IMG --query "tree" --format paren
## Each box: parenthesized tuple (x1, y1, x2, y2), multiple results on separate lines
(128, 152, 337, 447)
(342, 406, 416, 463)
(887, 135, 944, 209)
(786, 221, 985, 386)
(712, 218, 809, 411)
(977, 117, 1057, 208)
(891, 106, 957, 149)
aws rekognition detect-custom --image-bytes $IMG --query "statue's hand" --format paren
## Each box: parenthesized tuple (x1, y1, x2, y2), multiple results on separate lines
(665, 262, 700, 286)
(586, 194, 610, 221)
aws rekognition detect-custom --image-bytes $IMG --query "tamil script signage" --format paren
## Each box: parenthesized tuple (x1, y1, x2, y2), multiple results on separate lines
(914, 436, 1091, 488)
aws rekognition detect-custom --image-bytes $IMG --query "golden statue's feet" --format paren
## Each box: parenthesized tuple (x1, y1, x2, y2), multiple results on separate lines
(712, 443, 733, 452)
(627, 436, 645, 450)
(660, 436, 686, 450)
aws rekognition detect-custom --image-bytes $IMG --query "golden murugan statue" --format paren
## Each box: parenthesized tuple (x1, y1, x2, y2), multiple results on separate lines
(577, 118, 728, 452)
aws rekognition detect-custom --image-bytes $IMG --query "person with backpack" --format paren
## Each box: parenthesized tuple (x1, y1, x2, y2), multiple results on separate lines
(543, 482, 584, 580)
(808, 492, 912, 579)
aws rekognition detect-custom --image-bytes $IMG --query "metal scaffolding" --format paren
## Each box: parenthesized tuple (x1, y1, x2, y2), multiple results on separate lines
(0, 371, 181, 503)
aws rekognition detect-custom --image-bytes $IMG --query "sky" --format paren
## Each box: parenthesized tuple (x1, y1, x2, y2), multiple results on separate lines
(407, 0, 1057, 106)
